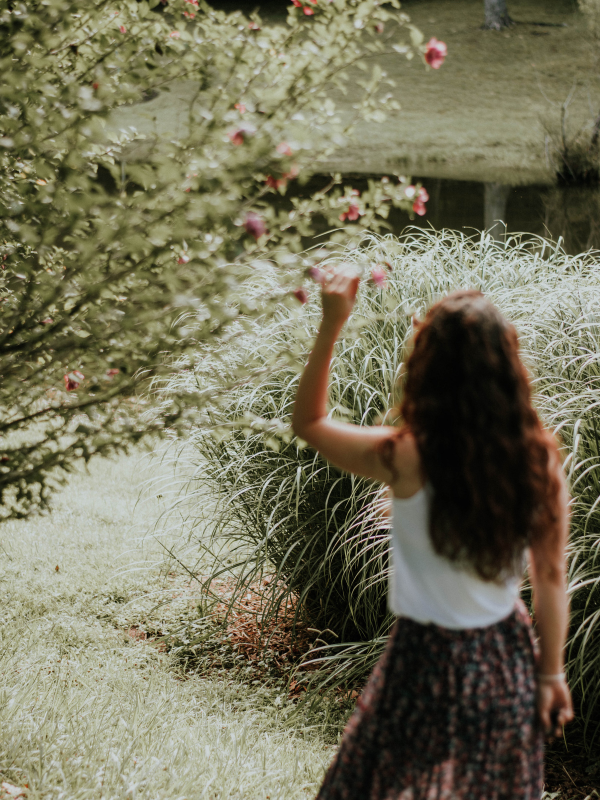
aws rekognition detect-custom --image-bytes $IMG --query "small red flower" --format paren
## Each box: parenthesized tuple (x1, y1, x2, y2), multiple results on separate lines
(244, 212, 267, 240)
(374, 22, 384, 33)
(186, 0, 199, 5)
(266, 175, 286, 190)
(169, 30, 181, 39)
(228, 125, 254, 145)
(293, 288, 309, 304)
(370, 265, 388, 289)
(339, 202, 362, 222)
(92, 82, 99, 90)
(64, 370, 84, 392)
(248, 21, 261, 30)
(424, 37, 447, 69)
(119, 25, 127, 33)
(183, 10, 195, 17)
(177, 254, 190, 264)
(276, 142, 293, 157)
(303, 6, 314, 14)
(412, 200, 427, 216)
(234, 103, 247, 114)
(106, 368, 120, 379)
(291, 0, 302, 6)
(41, 318, 53, 324)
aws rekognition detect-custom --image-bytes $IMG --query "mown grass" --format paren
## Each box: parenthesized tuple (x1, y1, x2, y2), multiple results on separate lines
(167, 229, 600, 754)
(0, 452, 335, 800)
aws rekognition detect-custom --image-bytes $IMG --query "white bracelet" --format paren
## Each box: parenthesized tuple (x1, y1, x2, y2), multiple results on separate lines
(536, 672, 565, 683)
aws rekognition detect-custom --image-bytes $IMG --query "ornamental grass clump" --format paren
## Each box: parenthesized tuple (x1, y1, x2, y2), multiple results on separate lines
(169, 229, 600, 744)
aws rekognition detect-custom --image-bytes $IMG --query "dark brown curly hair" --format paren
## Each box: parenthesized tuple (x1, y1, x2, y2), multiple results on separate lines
(389, 290, 561, 582)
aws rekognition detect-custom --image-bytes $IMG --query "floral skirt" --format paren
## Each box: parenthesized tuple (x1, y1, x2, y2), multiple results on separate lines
(316, 601, 543, 800)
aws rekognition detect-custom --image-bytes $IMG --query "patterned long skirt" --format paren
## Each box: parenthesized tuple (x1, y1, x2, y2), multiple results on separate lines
(316, 601, 543, 800)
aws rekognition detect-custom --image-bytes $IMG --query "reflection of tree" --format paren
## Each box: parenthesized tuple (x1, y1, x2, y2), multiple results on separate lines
(483, 0, 513, 30)
(484, 183, 510, 241)
(543, 188, 600, 254)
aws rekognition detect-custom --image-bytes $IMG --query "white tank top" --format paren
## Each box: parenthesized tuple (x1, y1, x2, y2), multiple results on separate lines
(390, 487, 522, 629)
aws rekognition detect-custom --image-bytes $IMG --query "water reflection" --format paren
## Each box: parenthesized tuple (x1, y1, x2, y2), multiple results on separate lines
(385, 177, 600, 255)
(299, 176, 599, 255)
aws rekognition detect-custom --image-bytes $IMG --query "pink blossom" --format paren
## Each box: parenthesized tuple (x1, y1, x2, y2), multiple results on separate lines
(234, 103, 247, 114)
(424, 37, 447, 69)
(119, 25, 127, 33)
(64, 370, 84, 392)
(375, 22, 384, 33)
(371, 265, 388, 289)
(42, 318, 53, 324)
(169, 30, 181, 39)
(292, 0, 302, 6)
(92, 82, 99, 90)
(276, 142, 293, 157)
(248, 21, 261, 30)
(177, 254, 190, 264)
(244, 212, 267, 240)
(228, 127, 252, 145)
(183, 10, 195, 17)
(308, 266, 324, 283)
(186, 0, 199, 5)
(339, 202, 362, 222)
(106, 368, 120, 379)
(412, 200, 427, 216)
(417, 187, 429, 202)
(266, 175, 287, 190)
(293, 288, 309, 304)
(303, 6, 314, 14)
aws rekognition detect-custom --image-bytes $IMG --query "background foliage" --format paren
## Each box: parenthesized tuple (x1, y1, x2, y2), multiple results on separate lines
(0, 0, 425, 519)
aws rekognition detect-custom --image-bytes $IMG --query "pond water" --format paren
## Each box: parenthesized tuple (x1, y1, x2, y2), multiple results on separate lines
(312, 176, 600, 256)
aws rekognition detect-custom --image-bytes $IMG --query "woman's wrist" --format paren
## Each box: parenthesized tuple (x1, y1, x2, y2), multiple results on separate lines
(536, 672, 566, 683)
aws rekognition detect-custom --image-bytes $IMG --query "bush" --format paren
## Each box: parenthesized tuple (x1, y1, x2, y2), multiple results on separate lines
(0, 0, 425, 519)
(167, 229, 600, 744)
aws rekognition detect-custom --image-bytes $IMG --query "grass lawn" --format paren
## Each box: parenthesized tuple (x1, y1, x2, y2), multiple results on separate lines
(113, 0, 597, 184)
(0, 452, 333, 800)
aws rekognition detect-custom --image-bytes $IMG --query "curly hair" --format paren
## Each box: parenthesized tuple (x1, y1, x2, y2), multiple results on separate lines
(391, 290, 561, 582)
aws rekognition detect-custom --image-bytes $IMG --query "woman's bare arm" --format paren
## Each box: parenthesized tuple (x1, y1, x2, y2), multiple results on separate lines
(528, 459, 574, 735)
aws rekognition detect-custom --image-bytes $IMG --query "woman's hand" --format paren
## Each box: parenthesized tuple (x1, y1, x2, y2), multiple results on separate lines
(536, 677, 574, 737)
(321, 265, 360, 329)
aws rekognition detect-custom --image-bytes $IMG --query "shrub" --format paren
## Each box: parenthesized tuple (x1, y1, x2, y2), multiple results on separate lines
(0, 0, 426, 519)
(169, 229, 600, 744)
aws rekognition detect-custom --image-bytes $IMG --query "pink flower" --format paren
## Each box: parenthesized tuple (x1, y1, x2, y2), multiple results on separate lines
(412, 200, 427, 216)
(303, 6, 314, 14)
(42, 318, 53, 324)
(183, 10, 195, 17)
(106, 368, 120, 379)
(177, 254, 190, 264)
(417, 187, 429, 202)
(244, 212, 267, 240)
(169, 30, 181, 39)
(119, 25, 127, 33)
(64, 370, 84, 391)
(339, 202, 362, 222)
(308, 266, 324, 283)
(293, 288, 309, 304)
(92, 82, 99, 90)
(374, 22, 384, 33)
(291, 0, 302, 6)
(371, 265, 388, 289)
(186, 0, 199, 5)
(424, 37, 447, 69)
(234, 103, 247, 114)
(228, 126, 253, 145)
(276, 142, 293, 157)
(248, 21, 261, 30)
(265, 175, 287, 190)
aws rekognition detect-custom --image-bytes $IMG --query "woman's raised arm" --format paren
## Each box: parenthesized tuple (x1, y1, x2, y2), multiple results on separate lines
(291, 266, 398, 485)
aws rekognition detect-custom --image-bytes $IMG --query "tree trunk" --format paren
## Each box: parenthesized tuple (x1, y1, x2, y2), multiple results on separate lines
(484, 183, 510, 241)
(483, 0, 514, 30)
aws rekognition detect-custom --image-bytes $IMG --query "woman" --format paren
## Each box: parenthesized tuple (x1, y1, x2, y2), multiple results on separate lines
(291, 267, 573, 800)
